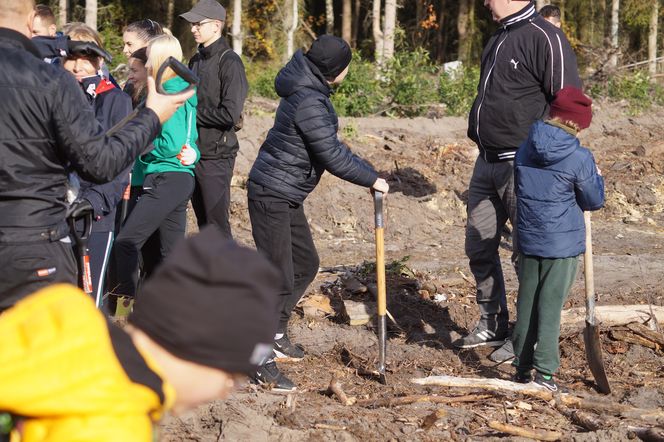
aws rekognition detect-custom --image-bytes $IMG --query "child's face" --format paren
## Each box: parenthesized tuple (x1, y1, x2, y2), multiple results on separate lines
(63, 55, 100, 82)
(330, 65, 350, 86)
(127, 57, 147, 85)
(170, 362, 245, 415)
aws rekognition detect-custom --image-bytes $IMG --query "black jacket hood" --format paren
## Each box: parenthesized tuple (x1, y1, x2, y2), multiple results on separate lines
(275, 50, 330, 98)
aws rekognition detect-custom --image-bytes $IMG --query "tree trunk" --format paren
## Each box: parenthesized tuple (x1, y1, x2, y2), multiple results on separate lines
(59, 0, 68, 27)
(435, 0, 447, 62)
(648, 0, 659, 76)
(166, 0, 175, 30)
(326, 0, 334, 34)
(609, 0, 620, 68)
(457, 0, 470, 63)
(373, 0, 384, 67)
(232, 0, 243, 55)
(286, 0, 299, 59)
(342, 0, 352, 43)
(85, 0, 97, 30)
(382, 0, 397, 63)
(351, 0, 360, 48)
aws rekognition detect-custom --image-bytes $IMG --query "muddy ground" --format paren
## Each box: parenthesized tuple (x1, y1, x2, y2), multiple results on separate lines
(160, 99, 664, 441)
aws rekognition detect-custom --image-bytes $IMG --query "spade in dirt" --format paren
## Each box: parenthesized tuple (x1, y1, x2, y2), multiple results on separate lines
(583, 211, 611, 394)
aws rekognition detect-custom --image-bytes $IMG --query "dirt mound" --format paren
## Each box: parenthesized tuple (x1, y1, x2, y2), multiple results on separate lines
(173, 101, 664, 441)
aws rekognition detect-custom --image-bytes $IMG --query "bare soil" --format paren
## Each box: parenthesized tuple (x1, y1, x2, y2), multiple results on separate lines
(162, 99, 664, 441)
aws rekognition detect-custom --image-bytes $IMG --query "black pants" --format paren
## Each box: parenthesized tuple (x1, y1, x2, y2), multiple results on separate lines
(83, 231, 114, 308)
(114, 172, 194, 297)
(0, 239, 77, 311)
(248, 198, 320, 333)
(192, 154, 236, 239)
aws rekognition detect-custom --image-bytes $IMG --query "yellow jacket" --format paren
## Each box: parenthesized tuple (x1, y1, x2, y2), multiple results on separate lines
(0, 285, 175, 442)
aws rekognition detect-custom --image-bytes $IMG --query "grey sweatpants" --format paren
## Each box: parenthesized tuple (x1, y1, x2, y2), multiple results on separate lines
(464, 156, 518, 327)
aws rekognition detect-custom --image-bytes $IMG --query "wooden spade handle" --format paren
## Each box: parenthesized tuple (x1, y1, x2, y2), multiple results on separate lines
(584, 211, 596, 325)
(374, 192, 386, 316)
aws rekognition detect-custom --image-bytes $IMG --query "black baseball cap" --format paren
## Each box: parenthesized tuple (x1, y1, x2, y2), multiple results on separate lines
(179, 0, 227, 22)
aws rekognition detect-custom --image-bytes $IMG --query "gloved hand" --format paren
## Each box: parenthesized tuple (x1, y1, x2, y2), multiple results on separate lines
(177, 145, 198, 166)
(68, 198, 94, 219)
(67, 40, 112, 62)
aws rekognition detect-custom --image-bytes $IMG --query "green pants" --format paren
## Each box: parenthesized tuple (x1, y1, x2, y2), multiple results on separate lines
(512, 254, 579, 376)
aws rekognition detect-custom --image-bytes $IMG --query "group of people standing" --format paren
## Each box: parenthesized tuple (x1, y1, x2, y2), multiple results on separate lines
(0, 0, 606, 438)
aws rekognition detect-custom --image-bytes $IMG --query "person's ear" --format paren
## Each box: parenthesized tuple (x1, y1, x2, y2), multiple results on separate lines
(48, 24, 57, 37)
(26, 10, 36, 38)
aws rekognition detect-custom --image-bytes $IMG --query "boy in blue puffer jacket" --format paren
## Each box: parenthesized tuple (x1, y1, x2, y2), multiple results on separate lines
(512, 86, 604, 392)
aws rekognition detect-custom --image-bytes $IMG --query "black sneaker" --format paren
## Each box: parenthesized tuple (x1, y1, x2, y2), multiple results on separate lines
(452, 326, 508, 349)
(274, 334, 305, 361)
(534, 372, 561, 392)
(488, 339, 515, 363)
(512, 369, 532, 384)
(251, 360, 297, 392)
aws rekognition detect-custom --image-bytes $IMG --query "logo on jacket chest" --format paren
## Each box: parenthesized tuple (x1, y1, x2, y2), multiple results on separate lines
(510, 58, 520, 70)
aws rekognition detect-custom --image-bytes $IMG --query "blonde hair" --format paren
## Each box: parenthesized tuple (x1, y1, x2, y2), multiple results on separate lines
(65, 22, 104, 48)
(146, 34, 183, 85)
(549, 116, 581, 132)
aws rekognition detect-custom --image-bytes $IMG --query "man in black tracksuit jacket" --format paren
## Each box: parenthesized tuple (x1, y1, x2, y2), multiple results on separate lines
(0, 1, 191, 311)
(454, 0, 582, 355)
(180, 0, 248, 239)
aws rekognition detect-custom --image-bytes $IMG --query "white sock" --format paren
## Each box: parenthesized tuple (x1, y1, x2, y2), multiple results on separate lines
(275, 333, 284, 340)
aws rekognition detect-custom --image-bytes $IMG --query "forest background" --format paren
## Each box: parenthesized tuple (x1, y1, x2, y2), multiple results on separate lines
(49, 0, 664, 117)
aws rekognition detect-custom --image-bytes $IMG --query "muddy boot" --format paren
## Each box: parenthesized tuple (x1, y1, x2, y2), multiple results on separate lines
(452, 315, 508, 349)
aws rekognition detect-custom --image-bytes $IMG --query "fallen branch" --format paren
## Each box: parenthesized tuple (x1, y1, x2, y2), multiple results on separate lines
(487, 421, 562, 441)
(561, 305, 664, 331)
(412, 375, 664, 423)
(356, 393, 491, 408)
(327, 375, 356, 406)
(627, 322, 664, 348)
(610, 330, 659, 350)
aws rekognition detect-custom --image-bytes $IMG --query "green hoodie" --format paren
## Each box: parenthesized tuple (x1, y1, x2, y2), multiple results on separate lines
(133, 76, 199, 182)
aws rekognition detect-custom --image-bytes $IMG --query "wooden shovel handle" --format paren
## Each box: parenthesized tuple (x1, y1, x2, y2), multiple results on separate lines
(374, 191, 386, 316)
(584, 211, 596, 324)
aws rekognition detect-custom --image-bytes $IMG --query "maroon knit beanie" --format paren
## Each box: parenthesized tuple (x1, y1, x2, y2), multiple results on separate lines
(549, 86, 593, 130)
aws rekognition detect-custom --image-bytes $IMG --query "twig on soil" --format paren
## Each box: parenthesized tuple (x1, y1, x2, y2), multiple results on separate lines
(627, 322, 664, 348)
(610, 329, 660, 350)
(487, 421, 562, 442)
(554, 398, 608, 432)
(456, 270, 474, 286)
(313, 423, 348, 431)
(412, 375, 664, 423)
(326, 374, 356, 406)
(355, 393, 491, 408)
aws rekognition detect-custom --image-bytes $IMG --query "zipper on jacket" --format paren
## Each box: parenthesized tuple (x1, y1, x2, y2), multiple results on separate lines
(476, 31, 509, 157)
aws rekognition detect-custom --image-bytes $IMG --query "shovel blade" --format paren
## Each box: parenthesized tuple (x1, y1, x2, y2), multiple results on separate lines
(377, 314, 387, 384)
(583, 320, 611, 394)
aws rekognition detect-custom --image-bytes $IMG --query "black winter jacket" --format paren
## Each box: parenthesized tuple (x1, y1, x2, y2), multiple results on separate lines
(248, 50, 378, 204)
(77, 76, 133, 233)
(189, 37, 248, 159)
(467, 1, 582, 162)
(0, 28, 160, 244)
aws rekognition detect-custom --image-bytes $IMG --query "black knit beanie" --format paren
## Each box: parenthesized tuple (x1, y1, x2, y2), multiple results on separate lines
(128, 226, 280, 375)
(305, 35, 352, 80)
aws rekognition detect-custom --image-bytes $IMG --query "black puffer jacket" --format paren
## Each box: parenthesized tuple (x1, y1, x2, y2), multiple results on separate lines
(0, 28, 160, 243)
(249, 50, 377, 204)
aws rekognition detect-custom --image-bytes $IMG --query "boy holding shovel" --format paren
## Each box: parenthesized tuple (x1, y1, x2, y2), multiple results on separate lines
(247, 35, 389, 391)
(512, 86, 604, 391)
